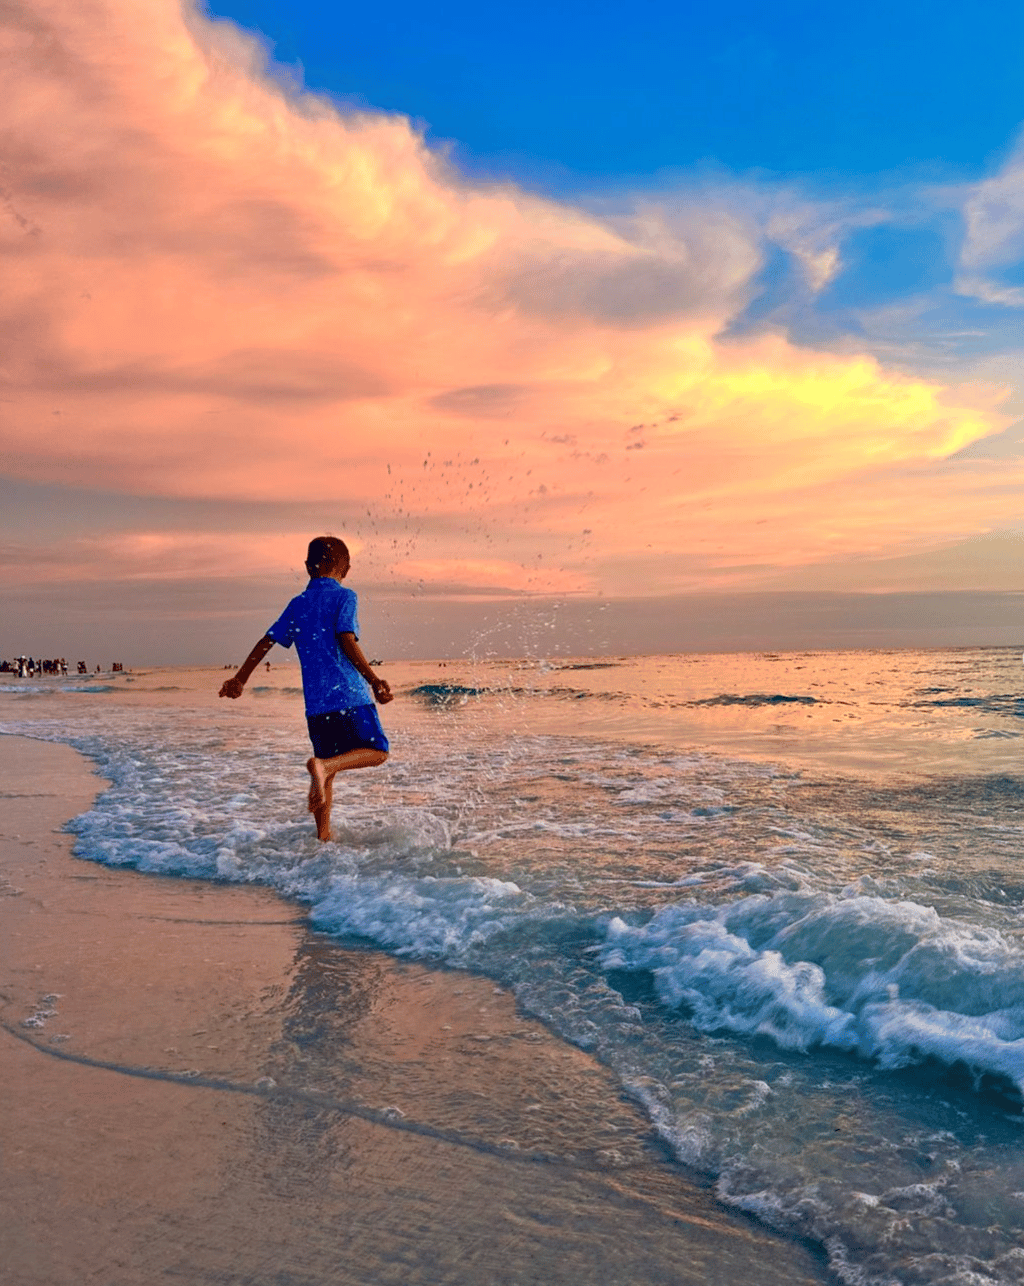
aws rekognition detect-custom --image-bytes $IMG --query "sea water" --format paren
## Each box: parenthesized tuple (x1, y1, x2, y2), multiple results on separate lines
(4, 647, 1024, 1286)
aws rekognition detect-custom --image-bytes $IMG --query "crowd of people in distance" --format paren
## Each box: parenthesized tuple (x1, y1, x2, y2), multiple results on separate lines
(1, 657, 125, 677)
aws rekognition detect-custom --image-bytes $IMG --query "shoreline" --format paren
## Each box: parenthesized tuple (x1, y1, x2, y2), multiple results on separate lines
(0, 733, 830, 1286)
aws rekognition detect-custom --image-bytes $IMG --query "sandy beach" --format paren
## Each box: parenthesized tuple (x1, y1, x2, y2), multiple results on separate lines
(0, 733, 829, 1286)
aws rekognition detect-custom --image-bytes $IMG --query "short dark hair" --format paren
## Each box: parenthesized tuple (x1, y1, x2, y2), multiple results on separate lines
(305, 536, 349, 575)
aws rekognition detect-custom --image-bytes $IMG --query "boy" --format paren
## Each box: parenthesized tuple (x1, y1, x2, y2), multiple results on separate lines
(219, 536, 393, 842)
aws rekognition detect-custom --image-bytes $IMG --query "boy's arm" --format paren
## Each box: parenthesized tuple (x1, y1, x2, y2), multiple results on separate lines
(219, 635, 275, 699)
(338, 632, 393, 705)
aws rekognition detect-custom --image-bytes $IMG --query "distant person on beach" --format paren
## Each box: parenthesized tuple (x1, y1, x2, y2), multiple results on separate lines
(219, 536, 392, 842)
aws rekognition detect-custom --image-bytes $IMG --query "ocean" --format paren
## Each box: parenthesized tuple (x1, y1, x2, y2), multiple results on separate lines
(3, 646, 1024, 1286)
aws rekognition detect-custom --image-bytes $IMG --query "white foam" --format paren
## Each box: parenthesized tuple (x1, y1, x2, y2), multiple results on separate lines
(601, 893, 1024, 1095)
(309, 873, 527, 960)
(0, 682, 115, 694)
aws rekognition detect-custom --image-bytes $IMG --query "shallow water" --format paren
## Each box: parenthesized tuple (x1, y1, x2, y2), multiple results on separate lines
(4, 646, 1024, 1286)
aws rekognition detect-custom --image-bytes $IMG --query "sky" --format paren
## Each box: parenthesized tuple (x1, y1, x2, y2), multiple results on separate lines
(3, 0, 1024, 663)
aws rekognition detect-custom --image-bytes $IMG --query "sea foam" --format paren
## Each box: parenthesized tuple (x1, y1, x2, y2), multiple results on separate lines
(601, 892, 1024, 1097)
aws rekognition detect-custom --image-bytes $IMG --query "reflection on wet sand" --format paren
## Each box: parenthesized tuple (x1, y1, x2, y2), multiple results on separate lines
(247, 936, 829, 1286)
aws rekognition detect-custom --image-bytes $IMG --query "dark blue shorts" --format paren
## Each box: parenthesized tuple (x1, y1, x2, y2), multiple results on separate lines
(306, 705, 389, 759)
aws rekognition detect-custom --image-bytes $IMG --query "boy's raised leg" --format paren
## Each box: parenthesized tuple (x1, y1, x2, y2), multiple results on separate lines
(306, 749, 388, 842)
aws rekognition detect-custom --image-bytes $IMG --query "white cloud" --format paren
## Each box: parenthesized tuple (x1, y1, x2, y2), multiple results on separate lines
(957, 132, 1024, 305)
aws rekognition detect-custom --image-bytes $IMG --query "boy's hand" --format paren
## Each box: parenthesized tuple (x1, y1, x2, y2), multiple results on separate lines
(219, 677, 244, 699)
(370, 676, 393, 705)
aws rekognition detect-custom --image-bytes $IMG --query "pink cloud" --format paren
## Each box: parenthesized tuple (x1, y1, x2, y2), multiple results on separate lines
(0, 0, 1017, 601)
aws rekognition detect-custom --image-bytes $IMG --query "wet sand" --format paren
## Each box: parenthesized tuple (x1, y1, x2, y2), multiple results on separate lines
(0, 734, 831, 1286)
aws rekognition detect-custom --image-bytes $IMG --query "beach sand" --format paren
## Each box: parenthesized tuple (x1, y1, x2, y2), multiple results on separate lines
(0, 734, 830, 1286)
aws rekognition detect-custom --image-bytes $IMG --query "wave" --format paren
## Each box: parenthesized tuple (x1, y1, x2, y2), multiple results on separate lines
(0, 683, 116, 695)
(601, 892, 1024, 1102)
(687, 693, 821, 708)
(911, 693, 1024, 717)
(409, 683, 490, 705)
(550, 661, 622, 671)
(408, 682, 625, 706)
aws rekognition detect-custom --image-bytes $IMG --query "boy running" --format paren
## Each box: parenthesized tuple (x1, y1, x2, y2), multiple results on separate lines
(219, 536, 392, 841)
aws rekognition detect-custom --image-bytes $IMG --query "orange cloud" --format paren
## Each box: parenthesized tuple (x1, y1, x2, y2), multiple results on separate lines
(0, 529, 337, 584)
(0, 0, 1017, 601)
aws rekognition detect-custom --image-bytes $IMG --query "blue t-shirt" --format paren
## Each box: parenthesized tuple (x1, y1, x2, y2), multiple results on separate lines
(266, 579, 373, 716)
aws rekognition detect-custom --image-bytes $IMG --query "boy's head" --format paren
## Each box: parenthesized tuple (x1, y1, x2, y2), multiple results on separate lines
(305, 535, 350, 579)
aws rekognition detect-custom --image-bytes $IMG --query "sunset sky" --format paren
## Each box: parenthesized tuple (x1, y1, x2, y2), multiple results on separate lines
(3, 0, 1024, 662)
